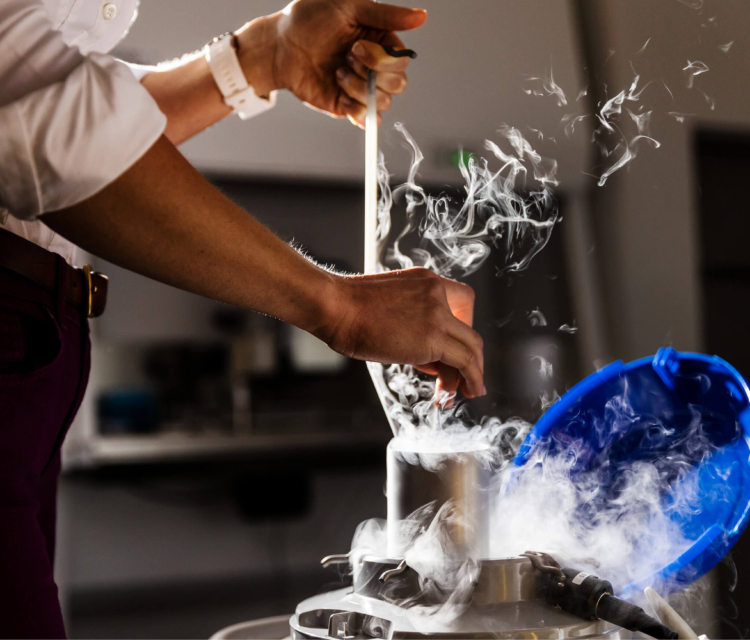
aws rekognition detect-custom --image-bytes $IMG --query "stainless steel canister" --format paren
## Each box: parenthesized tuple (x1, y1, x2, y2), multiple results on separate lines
(386, 438, 493, 558)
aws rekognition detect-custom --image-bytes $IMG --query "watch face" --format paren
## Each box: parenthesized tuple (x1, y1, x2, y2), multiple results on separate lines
(212, 32, 238, 51)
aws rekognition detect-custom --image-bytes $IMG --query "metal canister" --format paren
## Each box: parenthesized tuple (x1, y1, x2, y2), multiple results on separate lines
(386, 438, 494, 559)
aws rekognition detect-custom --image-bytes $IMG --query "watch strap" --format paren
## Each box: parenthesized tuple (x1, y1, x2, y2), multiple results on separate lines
(206, 33, 276, 120)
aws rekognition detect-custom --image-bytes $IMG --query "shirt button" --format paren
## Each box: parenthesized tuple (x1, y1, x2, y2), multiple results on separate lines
(102, 3, 117, 20)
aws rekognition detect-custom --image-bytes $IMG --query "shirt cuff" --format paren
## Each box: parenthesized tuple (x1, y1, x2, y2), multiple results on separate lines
(0, 52, 166, 220)
(118, 59, 157, 82)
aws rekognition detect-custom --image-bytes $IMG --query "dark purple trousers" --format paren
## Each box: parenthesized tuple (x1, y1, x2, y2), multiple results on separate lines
(0, 264, 90, 639)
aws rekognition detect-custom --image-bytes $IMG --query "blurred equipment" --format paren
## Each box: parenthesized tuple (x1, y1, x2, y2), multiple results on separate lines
(97, 389, 158, 435)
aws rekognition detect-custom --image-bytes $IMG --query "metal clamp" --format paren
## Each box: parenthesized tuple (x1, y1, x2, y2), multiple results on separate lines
(320, 553, 352, 568)
(327, 611, 360, 639)
(378, 558, 408, 583)
(522, 550, 565, 579)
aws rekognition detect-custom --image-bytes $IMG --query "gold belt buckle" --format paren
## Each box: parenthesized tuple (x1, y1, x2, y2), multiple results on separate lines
(82, 264, 95, 317)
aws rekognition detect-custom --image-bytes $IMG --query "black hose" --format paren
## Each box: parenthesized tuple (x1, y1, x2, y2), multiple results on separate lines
(525, 552, 680, 640)
(596, 593, 678, 640)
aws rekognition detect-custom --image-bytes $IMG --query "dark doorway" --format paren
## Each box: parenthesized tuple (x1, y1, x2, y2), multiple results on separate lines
(696, 130, 750, 639)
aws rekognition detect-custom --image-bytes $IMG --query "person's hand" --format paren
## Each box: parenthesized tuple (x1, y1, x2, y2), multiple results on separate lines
(320, 268, 485, 399)
(235, 0, 426, 128)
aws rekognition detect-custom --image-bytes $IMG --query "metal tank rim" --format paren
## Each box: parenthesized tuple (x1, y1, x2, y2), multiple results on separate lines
(289, 587, 622, 640)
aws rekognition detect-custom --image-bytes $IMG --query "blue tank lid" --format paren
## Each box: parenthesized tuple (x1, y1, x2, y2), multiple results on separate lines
(511, 347, 750, 598)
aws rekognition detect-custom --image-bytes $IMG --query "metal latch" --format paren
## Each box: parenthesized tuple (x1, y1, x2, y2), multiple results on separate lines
(328, 611, 360, 639)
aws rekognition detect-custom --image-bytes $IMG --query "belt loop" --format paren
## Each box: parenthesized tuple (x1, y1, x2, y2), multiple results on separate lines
(54, 254, 68, 330)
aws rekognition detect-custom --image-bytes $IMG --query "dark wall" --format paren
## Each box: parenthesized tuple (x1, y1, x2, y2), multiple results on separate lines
(696, 130, 750, 638)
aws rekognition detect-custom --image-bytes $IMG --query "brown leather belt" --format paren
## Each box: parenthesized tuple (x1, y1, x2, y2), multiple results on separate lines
(0, 227, 108, 318)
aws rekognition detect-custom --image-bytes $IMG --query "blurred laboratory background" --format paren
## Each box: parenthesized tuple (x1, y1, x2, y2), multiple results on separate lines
(58, 0, 750, 637)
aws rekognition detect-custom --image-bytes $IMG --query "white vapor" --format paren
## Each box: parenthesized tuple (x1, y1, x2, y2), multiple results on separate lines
(381, 123, 559, 279)
(523, 68, 568, 107)
(558, 322, 578, 334)
(528, 308, 547, 327)
(676, 0, 704, 10)
(590, 73, 662, 186)
(683, 60, 709, 88)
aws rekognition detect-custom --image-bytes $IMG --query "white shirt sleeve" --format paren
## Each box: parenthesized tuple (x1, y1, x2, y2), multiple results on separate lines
(119, 60, 158, 82)
(0, 0, 166, 220)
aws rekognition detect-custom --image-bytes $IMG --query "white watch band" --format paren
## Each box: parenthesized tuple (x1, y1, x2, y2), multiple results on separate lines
(206, 34, 277, 120)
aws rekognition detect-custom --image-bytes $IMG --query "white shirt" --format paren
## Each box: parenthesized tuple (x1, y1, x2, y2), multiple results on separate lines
(0, 0, 167, 264)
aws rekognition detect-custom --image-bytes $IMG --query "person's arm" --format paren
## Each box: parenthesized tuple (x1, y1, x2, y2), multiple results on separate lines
(42, 136, 485, 398)
(138, 0, 426, 145)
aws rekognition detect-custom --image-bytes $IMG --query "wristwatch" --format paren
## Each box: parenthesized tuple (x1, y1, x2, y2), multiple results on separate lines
(205, 33, 277, 120)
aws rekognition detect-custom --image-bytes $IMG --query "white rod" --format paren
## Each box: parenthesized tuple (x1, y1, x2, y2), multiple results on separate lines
(363, 68, 400, 437)
(364, 69, 379, 275)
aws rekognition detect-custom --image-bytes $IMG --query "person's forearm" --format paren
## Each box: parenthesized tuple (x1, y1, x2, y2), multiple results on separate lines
(140, 16, 279, 145)
(43, 134, 485, 395)
(140, 54, 231, 145)
(43, 135, 339, 337)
